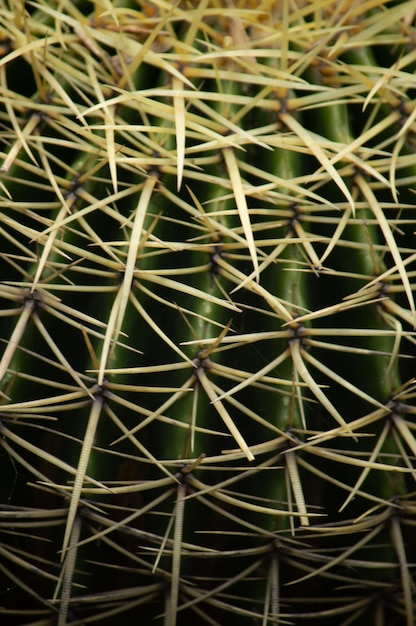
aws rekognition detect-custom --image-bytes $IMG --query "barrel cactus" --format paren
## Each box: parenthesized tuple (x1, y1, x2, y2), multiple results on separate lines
(1, 0, 416, 624)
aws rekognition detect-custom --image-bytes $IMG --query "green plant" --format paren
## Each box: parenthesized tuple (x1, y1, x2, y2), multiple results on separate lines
(0, 0, 416, 624)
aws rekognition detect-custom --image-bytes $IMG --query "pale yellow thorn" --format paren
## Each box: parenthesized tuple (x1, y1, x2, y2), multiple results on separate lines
(61, 396, 103, 560)
(172, 76, 186, 191)
(286, 451, 309, 527)
(290, 339, 356, 439)
(0, 299, 35, 382)
(280, 113, 355, 215)
(222, 147, 259, 279)
(198, 368, 254, 461)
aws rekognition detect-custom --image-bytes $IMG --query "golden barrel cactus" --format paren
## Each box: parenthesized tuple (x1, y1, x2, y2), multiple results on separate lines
(0, 1, 416, 624)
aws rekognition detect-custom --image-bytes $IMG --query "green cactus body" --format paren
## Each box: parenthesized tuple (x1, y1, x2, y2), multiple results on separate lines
(1, 2, 416, 625)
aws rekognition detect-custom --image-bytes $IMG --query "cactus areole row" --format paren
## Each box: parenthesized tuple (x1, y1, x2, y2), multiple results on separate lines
(0, 1, 416, 625)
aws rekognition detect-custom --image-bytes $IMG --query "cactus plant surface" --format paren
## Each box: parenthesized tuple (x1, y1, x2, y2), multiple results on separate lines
(1, 0, 416, 624)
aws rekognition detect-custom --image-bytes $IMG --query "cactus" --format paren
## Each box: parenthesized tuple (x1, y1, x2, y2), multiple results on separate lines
(0, 1, 416, 624)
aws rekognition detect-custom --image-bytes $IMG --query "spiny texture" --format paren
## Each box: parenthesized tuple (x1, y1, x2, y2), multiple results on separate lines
(0, 1, 416, 624)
